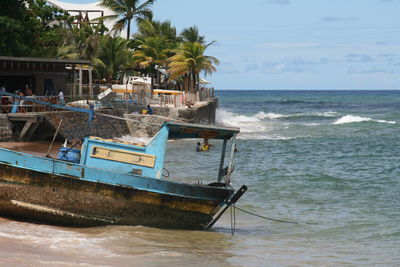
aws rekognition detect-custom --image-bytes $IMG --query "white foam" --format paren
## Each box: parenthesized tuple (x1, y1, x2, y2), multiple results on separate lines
(255, 111, 339, 120)
(216, 109, 267, 133)
(314, 111, 339, 117)
(333, 115, 396, 125)
(254, 111, 286, 120)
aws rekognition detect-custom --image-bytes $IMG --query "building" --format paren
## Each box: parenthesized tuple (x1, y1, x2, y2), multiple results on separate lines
(0, 56, 92, 96)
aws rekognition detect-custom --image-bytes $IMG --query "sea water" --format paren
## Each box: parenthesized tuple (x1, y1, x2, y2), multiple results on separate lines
(0, 90, 399, 266)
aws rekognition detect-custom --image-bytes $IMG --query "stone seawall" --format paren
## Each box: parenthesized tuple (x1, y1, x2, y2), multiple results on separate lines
(114, 97, 218, 124)
(0, 115, 17, 142)
(44, 110, 130, 141)
(0, 97, 218, 141)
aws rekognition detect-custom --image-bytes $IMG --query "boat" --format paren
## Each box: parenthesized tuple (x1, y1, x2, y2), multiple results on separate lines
(0, 121, 246, 229)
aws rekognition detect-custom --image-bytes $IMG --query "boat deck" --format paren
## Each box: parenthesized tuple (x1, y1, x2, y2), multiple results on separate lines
(0, 142, 79, 159)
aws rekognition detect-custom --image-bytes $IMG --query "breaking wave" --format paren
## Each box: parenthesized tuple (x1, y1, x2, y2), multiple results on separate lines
(216, 109, 267, 133)
(253, 111, 339, 120)
(333, 115, 396, 125)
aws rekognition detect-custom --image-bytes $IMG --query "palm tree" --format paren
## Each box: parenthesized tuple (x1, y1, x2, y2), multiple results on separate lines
(92, 35, 132, 83)
(101, 0, 155, 39)
(168, 42, 219, 93)
(133, 18, 179, 46)
(58, 22, 106, 60)
(132, 35, 172, 88)
(180, 26, 215, 47)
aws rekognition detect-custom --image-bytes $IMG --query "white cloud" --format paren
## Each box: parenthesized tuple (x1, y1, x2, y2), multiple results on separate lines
(348, 66, 394, 74)
(219, 62, 240, 74)
(345, 53, 374, 63)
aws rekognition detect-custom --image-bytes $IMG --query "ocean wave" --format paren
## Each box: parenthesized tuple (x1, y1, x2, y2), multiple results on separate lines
(333, 115, 396, 125)
(216, 109, 267, 133)
(254, 111, 339, 120)
(254, 112, 286, 120)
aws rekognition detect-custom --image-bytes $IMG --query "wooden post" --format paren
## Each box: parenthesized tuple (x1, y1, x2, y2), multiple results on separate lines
(79, 66, 83, 96)
(226, 133, 237, 184)
(89, 67, 93, 98)
(218, 139, 228, 182)
(72, 65, 76, 97)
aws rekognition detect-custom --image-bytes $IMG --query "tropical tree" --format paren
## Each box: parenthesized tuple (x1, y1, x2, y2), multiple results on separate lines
(132, 35, 172, 88)
(168, 42, 219, 93)
(58, 22, 107, 60)
(132, 18, 179, 48)
(100, 0, 155, 39)
(92, 35, 132, 83)
(180, 26, 215, 47)
(0, 0, 70, 57)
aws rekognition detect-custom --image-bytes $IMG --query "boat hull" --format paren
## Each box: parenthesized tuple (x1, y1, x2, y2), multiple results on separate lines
(0, 164, 232, 229)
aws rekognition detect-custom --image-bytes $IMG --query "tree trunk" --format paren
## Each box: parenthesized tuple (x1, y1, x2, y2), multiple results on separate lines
(127, 18, 131, 39)
(196, 73, 200, 92)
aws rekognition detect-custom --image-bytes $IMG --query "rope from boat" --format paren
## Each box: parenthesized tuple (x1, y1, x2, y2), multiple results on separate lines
(95, 112, 162, 127)
(230, 204, 236, 235)
(234, 206, 298, 224)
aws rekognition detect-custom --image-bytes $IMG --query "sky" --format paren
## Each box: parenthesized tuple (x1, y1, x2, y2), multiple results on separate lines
(61, 0, 400, 90)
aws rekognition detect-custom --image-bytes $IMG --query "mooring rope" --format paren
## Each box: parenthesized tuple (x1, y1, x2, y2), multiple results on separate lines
(230, 204, 236, 235)
(234, 206, 298, 224)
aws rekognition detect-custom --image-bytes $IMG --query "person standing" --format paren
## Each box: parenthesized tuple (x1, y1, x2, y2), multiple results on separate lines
(58, 89, 65, 105)
(146, 104, 153, 115)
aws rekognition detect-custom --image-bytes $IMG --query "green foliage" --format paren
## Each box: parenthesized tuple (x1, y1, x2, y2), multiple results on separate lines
(0, 0, 71, 57)
(0, 0, 219, 90)
(132, 18, 179, 49)
(168, 42, 219, 92)
(101, 0, 155, 39)
(180, 26, 216, 47)
(58, 23, 108, 60)
(93, 36, 132, 83)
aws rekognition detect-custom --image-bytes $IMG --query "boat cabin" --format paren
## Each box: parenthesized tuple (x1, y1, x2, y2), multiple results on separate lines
(78, 121, 239, 182)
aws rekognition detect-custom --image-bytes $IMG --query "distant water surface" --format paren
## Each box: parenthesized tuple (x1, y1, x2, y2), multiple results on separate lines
(1, 90, 399, 266)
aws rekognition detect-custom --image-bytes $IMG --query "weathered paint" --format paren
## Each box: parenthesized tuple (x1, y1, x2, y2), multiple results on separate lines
(0, 121, 243, 229)
(0, 164, 230, 229)
(80, 124, 168, 179)
(0, 146, 231, 201)
(91, 146, 156, 168)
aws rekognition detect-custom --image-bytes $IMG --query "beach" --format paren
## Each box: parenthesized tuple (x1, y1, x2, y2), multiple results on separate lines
(0, 90, 399, 266)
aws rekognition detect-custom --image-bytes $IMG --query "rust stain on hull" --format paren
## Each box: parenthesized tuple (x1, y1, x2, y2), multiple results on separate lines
(0, 165, 223, 229)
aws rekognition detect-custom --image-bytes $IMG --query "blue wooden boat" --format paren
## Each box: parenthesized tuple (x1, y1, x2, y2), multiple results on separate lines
(0, 121, 246, 229)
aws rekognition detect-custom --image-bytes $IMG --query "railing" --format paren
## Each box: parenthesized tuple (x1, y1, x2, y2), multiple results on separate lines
(0, 91, 94, 121)
(0, 87, 216, 114)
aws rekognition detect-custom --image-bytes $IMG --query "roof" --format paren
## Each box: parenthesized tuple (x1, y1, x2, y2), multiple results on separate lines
(47, 0, 126, 37)
(165, 122, 240, 140)
(0, 56, 91, 65)
(153, 89, 182, 95)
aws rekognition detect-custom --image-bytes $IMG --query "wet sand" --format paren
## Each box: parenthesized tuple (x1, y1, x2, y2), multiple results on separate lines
(0, 217, 236, 267)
